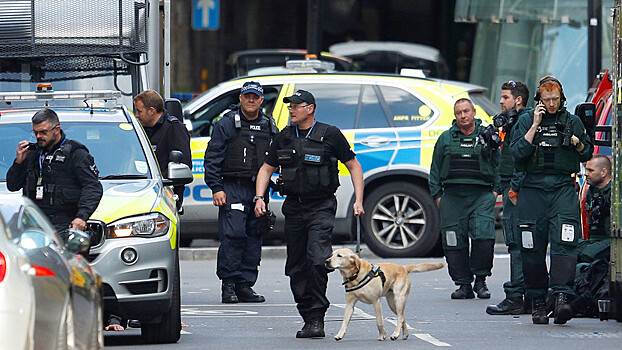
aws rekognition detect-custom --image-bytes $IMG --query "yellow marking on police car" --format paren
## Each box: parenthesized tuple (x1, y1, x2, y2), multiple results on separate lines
(119, 123, 133, 131)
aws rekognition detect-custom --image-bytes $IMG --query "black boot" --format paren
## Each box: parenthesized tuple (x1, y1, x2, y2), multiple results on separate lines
(221, 281, 239, 303)
(451, 284, 475, 299)
(486, 297, 523, 315)
(235, 283, 265, 303)
(523, 297, 533, 314)
(553, 293, 573, 324)
(473, 276, 491, 299)
(532, 297, 549, 324)
(296, 319, 325, 338)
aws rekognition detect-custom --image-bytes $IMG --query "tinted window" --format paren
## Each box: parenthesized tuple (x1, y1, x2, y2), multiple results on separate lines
(357, 85, 389, 129)
(188, 85, 281, 137)
(294, 84, 359, 130)
(379, 86, 434, 127)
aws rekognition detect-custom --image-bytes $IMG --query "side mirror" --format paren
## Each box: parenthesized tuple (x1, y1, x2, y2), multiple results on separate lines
(166, 150, 193, 185)
(574, 102, 596, 143)
(65, 228, 91, 255)
(164, 98, 183, 119)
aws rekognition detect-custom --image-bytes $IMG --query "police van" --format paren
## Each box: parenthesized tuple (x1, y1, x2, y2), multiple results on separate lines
(0, 88, 192, 344)
(181, 69, 498, 257)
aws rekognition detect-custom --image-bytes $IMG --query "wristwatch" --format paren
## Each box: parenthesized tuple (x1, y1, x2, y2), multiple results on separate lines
(253, 195, 264, 202)
(508, 189, 519, 198)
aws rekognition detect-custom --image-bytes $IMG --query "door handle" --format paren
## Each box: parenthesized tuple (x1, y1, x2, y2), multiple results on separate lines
(360, 136, 391, 147)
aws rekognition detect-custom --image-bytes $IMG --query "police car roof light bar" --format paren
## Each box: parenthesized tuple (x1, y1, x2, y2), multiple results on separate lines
(0, 90, 122, 103)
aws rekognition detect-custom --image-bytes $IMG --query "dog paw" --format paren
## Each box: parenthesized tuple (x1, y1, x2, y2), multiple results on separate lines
(378, 334, 386, 341)
(390, 334, 399, 341)
(334, 334, 343, 341)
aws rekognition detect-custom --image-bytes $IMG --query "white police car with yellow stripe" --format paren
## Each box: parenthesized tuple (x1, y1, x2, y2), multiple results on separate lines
(182, 72, 497, 257)
(0, 88, 192, 344)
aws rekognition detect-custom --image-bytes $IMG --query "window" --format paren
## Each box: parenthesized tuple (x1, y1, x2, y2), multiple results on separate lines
(294, 83, 359, 130)
(379, 86, 434, 127)
(188, 85, 281, 137)
(357, 85, 389, 129)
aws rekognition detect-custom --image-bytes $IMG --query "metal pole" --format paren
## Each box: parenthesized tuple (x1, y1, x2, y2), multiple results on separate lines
(588, 0, 603, 86)
(306, 0, 321, 56)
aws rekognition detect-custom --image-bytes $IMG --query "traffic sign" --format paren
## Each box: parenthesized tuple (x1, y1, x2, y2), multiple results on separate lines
(192, 0, 219, 30)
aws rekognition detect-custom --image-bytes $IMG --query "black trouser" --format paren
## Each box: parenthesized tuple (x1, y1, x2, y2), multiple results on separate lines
(282, 195, 336, 322)
(216, 180, 262, 285)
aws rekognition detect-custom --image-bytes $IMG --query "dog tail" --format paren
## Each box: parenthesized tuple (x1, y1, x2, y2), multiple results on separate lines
(405, 262, 444, 273)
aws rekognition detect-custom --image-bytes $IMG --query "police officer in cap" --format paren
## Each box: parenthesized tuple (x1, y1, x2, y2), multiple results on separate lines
(429, 98, 500, 301)
(510, 76, 593, 325)
(204, 81, 277, 303)
(134, 90, 192, 211)
(254, 89, 364, 339)
(7, 108, 103, 232)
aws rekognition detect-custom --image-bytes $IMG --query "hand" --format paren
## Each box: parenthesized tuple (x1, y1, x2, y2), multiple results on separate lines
(15, 140, 31, 164)
(352, 201, 364, 216)
(509, 196, 517, 206)
(570, 135, 580, 146)
(213, 191, 226, 206)
(254, 198, 266, 217)
(70, 218, 87, 231)
(436, 197, 441, 207)
(492, 191, 498, 199)
(533, 102, 545, 127)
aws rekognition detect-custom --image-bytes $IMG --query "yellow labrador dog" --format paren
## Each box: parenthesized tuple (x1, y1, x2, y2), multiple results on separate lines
(325, 248, 444, 341)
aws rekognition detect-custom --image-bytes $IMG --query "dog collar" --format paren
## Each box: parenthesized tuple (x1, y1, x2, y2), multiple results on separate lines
(344, 264, 386, 292)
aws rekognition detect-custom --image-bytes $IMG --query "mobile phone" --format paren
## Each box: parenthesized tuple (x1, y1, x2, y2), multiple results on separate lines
(27, 142, 37, 150)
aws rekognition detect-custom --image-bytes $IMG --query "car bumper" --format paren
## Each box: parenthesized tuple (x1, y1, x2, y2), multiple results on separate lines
(89, 233, 176, 320)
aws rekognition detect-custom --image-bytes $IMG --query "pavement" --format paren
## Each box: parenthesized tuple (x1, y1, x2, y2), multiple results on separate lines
(179, 242, 511, 261)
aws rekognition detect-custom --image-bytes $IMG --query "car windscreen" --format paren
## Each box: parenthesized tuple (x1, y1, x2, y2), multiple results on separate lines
(0, 121, 151, 181)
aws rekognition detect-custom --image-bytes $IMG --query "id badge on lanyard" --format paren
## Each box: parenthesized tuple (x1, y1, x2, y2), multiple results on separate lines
(36, 172, 43, 200)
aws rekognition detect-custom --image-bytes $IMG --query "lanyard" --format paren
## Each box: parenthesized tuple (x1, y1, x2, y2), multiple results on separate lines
(295, 121, 317, 139)
(39, 138, 67, 173)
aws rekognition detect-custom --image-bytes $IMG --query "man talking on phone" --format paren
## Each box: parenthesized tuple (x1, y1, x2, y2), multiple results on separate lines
(510, 76, 593, 325)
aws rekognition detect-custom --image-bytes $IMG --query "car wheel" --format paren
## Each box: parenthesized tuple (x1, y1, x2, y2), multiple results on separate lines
(362, 182, 440, 258)
(141, 252, 181, 344)
(56, 296, 76, 350)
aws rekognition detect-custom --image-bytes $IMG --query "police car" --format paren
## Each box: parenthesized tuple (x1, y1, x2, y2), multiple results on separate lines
(0, 87, 192, 344)
(181, 69, 498, 257)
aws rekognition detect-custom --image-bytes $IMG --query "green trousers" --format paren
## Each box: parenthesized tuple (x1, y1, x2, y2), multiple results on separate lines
(439, 185, 496, 285)
(516, 185, 579, 298)
(501, 185, 525, 300)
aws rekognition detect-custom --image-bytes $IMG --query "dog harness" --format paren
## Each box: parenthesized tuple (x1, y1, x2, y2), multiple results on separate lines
(343, 264, 386, 292)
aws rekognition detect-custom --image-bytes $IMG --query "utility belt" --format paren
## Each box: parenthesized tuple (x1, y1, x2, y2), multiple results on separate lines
(286, 194, 334, 204)
(222, 176, 255, 187)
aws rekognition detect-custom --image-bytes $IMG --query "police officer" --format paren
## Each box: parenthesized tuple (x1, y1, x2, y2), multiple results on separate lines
(487, 81, 531, 315)
(429, 98, 500, 300)
(134, 90, 192, 211)
(510, 76, 593, 325)
(204, 81, 277, 304)
(577, 155, 611, 263)
(254, 90, 364, 338)
(6, 108, 103, 232)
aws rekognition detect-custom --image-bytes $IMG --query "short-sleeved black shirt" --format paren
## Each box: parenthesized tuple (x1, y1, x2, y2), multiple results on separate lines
(265, 121, 356, 167)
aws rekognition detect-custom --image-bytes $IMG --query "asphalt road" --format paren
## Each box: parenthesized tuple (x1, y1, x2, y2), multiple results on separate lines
(103, 247, 622, 349)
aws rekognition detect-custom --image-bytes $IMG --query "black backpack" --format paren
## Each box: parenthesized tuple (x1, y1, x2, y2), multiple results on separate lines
(571, 259, 609, 317)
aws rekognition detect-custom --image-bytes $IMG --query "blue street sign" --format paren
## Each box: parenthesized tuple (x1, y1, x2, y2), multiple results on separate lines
(193, 0, 219, 30)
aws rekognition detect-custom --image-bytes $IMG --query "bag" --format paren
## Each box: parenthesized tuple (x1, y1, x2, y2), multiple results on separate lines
(571, 259, 609, 317)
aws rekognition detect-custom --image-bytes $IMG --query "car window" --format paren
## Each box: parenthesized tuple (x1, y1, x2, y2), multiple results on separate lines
(379, 85, 435, 128)
(0, 121, 150, 181)
(293, 83, 359, 130)
(19, 206, 59, 248)
(188, 85, 281, 137)
(357, 85, 390, 129)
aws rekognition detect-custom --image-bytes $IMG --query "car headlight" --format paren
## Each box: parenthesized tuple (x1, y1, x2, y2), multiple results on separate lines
(106, 213, 170, 238)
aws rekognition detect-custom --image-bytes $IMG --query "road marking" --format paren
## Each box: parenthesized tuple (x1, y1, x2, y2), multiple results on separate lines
(181, 330, 192, 335)
(414, 333, 451, 346)
(332, 304, 451, 347)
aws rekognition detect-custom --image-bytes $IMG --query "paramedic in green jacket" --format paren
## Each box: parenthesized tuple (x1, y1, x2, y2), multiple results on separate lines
(510, 76, 593, 325)
(429, 98, 500, 300)
(487, 81, 531, 315)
